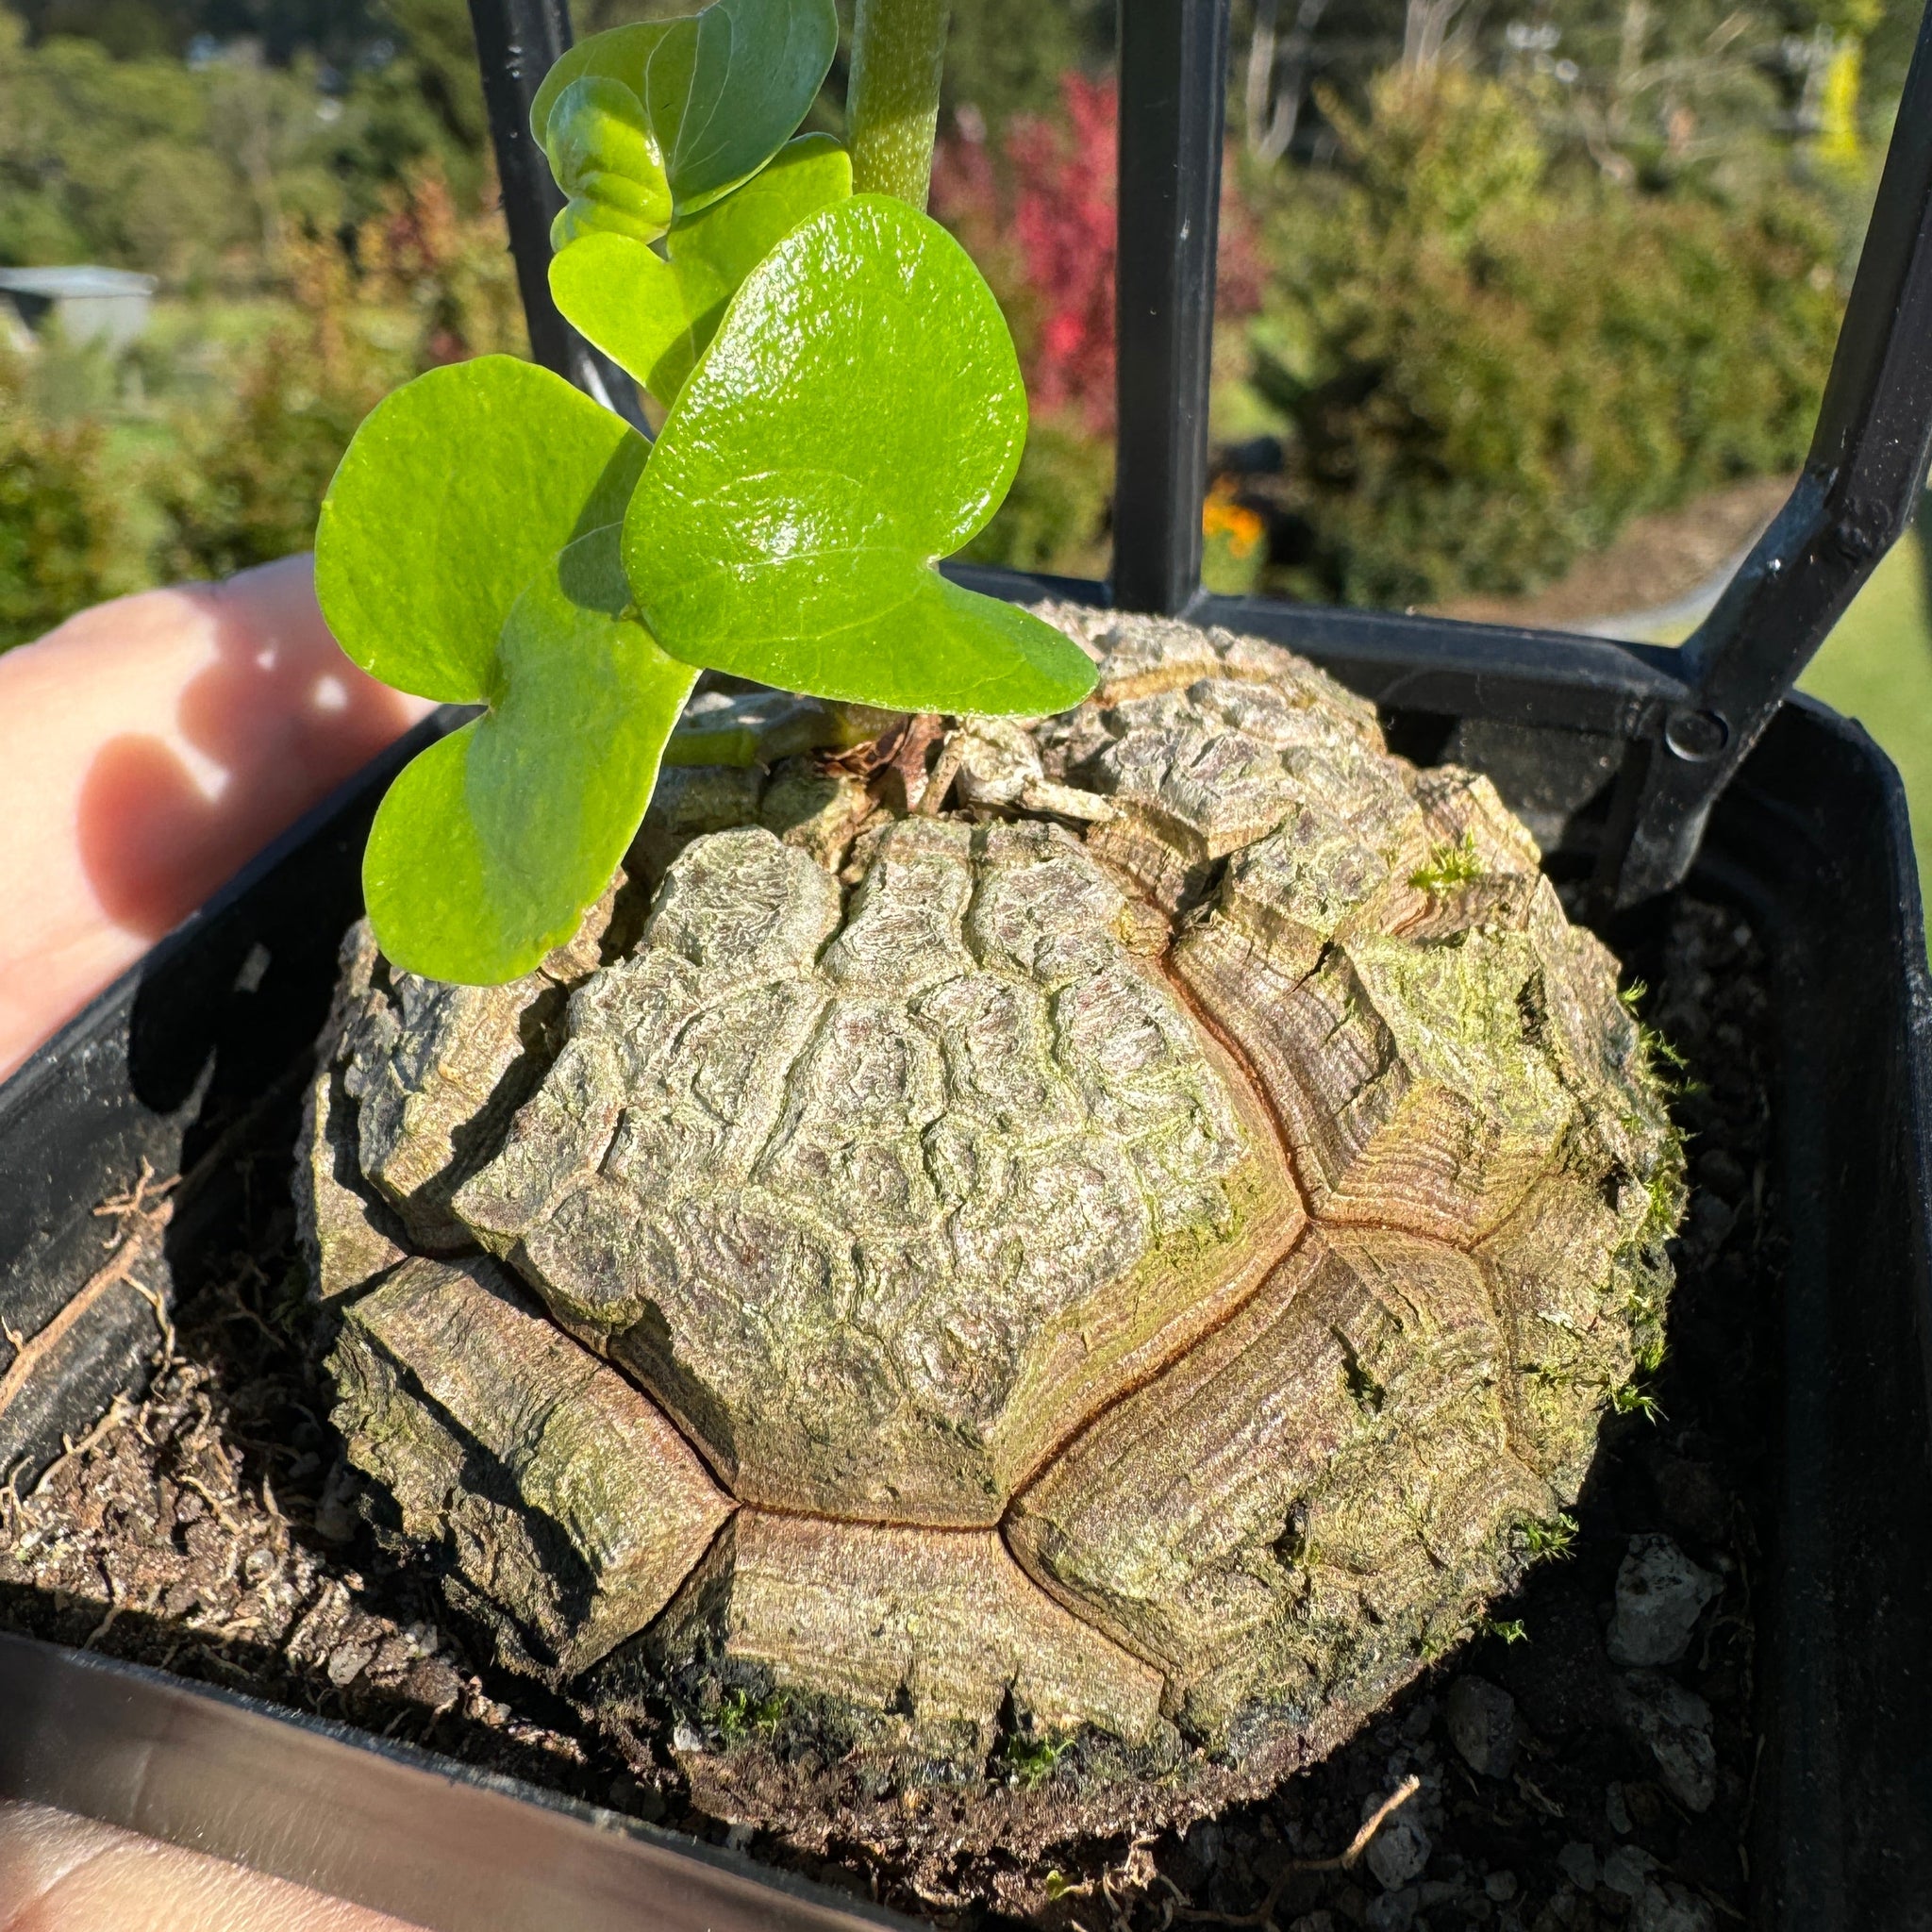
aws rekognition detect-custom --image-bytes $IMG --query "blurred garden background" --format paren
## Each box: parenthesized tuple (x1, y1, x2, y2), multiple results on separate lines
(1, 0, 1927, 897)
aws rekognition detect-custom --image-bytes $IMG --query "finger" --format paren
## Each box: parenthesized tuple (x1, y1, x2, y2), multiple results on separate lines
(0, 1799, 419, 1932)
(0, 556, 433, 1084)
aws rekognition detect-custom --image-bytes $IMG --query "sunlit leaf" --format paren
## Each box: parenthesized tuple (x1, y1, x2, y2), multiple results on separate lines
(530, 19, 675, 153)
(315, 356, 649, 702)
(624, 195, 1098, 716)
(543, 75, 672, 250)
(549, 134, 849, 403)
(532, 0, 837, 218)
(363, 526, 697, 984)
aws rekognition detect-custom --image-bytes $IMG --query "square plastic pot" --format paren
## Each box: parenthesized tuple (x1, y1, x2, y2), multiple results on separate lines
(1, 588, 1927, 1929)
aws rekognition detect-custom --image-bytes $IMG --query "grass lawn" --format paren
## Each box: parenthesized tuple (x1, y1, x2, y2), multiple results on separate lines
(1796, 511, 1932, 924)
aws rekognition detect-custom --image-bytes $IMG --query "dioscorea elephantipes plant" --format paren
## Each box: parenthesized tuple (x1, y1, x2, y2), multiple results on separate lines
(304, 0, 1684, 1886)
(314, 0, 1096, 986)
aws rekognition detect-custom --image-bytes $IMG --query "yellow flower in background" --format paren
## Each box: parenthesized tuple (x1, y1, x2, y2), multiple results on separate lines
(1201, 479, 1267, 594)
(1816, 41, 1866, 176)
(1203, 482, 1265, 559)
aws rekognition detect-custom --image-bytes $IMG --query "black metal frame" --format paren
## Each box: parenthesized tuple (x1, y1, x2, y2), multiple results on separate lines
(1111, 0, 1229, 615)
(1103, 0, 1932, 907)
(468, 0, 653, 435)
(473, 0, 1932, 909)
(1597, 19, 1932, 905)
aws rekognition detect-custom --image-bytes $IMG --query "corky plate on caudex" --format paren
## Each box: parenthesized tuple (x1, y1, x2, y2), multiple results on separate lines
(300, 606, 1683, 1883)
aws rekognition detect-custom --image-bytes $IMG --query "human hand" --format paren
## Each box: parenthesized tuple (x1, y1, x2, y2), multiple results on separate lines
(0, 1799, 416, 1929)
(0, 556, 431, 1085)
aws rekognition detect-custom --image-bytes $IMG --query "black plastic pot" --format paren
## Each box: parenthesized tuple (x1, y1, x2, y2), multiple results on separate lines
(4, 603, 1930, 1930)
(0, 1626, 902, 1932)
(5, 0, 1932, 1924)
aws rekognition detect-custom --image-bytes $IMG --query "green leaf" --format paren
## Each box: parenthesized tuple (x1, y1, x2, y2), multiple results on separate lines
(623, 195, 1099, 716)
(316, 356, 649, 703)
(668, 134, 851, 290)
(530, 20, 675, 155)
(543, 75, 673, 249)
(363, 526, 698, 985)
(643, 0, 839, 212)
(550, 133, 850, 403)
(530, 0, 838, 218)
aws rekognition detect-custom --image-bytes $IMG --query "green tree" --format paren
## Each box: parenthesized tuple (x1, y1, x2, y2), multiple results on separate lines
(941, 0, 1109, 135)
(1232, 0, 1920, 182)
(0, 14, 246, 274)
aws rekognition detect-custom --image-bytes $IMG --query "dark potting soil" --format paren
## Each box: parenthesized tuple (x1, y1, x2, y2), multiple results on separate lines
(0, 893, 1774, 1932)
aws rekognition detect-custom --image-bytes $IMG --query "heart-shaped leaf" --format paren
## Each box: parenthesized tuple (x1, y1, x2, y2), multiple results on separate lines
(532, 0, 837, 218)
(623, 195, 1099, 716)
(316, 356, 649, 702)
(543, 75, 673, 249)
(363, 526, 698, 985)
(550, 133, 850, 404)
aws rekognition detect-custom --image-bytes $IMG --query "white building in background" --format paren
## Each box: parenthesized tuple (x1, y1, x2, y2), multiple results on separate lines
(0, 267, 157, 355)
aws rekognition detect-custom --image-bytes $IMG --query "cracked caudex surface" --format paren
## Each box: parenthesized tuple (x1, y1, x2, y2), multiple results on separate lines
(455, 814, 1298, 1527)
(305, 607, 1678, 1828)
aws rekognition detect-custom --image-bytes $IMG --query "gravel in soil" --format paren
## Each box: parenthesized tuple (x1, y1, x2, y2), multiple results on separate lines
(0, 896, 1776, 1932)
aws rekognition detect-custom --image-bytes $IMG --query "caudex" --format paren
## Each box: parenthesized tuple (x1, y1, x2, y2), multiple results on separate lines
(314, 0, 1096, 986)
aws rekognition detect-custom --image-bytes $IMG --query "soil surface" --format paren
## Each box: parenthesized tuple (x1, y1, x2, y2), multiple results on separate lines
(0, 893, 1775, 1932)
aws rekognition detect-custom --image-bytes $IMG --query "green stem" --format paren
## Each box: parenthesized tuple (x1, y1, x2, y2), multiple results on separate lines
(847, 0, 952, 208)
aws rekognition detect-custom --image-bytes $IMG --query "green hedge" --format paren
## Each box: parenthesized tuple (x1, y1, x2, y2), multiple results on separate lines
(0, 411, 144, 649)
(1250, 70, 1845, 608)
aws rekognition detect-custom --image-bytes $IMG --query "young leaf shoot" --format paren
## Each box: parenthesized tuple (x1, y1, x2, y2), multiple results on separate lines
(552, 133, 852, 403)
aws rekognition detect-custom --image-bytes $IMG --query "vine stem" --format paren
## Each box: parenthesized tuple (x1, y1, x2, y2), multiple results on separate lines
(847, 0, 952, 208)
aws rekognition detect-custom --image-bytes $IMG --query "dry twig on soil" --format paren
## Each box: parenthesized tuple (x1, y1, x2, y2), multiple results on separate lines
(1172, 1775, 1424, 1927)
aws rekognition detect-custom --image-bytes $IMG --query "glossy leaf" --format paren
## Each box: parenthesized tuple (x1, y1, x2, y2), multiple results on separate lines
(550, 134, 850, 404)
(363, 526, 698, 985)
(543, 75, 672, 250)
(531, 0, 837, 217)
(624, 195, 1099, 716)
(315, 357, 649, 703)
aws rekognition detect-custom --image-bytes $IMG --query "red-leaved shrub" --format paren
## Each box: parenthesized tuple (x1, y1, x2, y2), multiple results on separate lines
(935, 74, 1261, 436)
